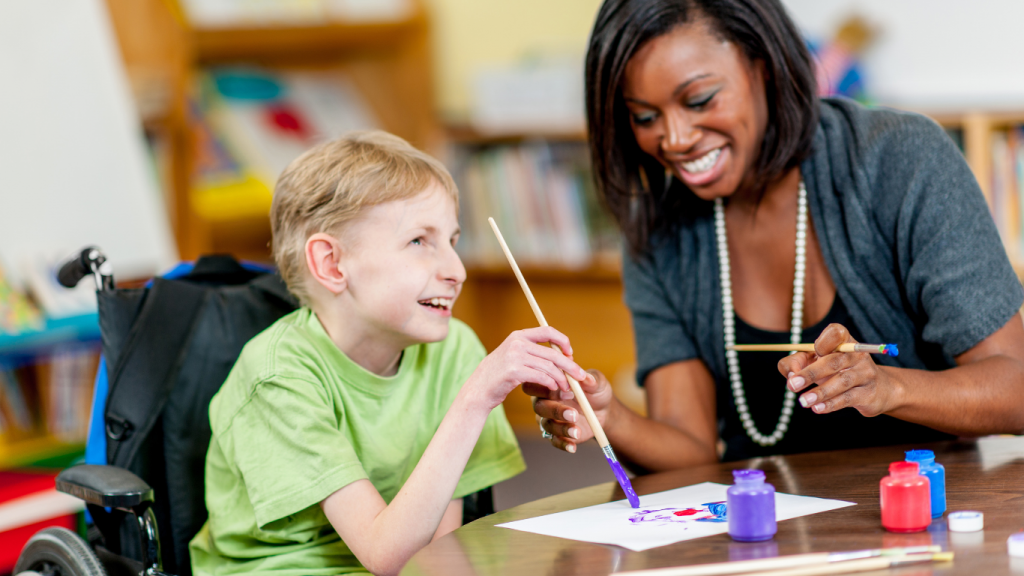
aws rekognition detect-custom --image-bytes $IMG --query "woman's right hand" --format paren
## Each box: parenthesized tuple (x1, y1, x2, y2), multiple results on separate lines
(523, 369, 615, 453)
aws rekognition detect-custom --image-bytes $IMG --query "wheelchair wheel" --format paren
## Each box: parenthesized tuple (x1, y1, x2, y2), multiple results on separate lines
(14, 527, 107, 576)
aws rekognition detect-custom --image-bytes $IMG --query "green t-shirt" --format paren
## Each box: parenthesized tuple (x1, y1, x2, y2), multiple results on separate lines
(189, 308, 525, 575)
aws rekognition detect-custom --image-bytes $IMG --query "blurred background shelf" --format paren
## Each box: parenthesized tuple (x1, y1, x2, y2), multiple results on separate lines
(0, 314, 100, 359)
(0, 436, 86, 470)
(191, 18, 429, 63)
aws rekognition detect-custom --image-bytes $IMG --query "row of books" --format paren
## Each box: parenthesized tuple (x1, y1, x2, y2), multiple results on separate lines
(990, 127, 1024, 264)
(0, 346, 97, 445)
(450, 141, 618, 267)
(190, 67, 379, 222)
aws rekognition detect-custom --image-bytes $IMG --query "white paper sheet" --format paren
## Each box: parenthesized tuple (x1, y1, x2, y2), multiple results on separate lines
(497, 482, 855, 552)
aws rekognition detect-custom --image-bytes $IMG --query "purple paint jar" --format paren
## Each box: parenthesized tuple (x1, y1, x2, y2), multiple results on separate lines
(727, 469, 777, 542)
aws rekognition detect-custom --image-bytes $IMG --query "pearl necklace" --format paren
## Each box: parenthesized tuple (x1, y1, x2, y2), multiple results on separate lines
(713, 180, 807, 447)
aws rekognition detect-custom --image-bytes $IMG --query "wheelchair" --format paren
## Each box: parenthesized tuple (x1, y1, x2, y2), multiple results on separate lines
(13, 248, 495, 576)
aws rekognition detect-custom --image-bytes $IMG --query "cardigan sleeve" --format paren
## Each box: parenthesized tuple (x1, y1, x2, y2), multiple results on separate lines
(880, 115, 1024, 357)
(622, 243, 700, 386)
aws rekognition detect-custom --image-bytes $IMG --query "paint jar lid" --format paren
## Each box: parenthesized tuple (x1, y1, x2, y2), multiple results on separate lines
(905, 449, 936, 465)
(889, 461, 919, 475)
(733, 469, 765, 483)
(948, 511, 983, 532)
(1009, 533, 1024, 557)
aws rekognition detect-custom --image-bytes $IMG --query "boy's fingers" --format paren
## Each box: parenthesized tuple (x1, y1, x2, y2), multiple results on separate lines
(525, 357, 571, 391)
(532, 344, 587, 381)
(522, 367, 559, 391)
(520, 326, 574, 358)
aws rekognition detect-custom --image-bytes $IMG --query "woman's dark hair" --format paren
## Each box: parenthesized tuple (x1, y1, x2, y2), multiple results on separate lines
(586, 0, 818, 255)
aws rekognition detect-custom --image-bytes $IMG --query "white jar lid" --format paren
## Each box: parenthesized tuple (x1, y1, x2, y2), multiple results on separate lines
(948, 511, 983, 532)
(1008, 532, 1024, 557)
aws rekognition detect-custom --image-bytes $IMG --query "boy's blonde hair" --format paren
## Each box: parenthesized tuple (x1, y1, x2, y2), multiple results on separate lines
(270, 130, 459, 307)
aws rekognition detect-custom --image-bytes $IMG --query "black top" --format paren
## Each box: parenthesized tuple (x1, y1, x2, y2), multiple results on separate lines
(720, 293, 952, 462)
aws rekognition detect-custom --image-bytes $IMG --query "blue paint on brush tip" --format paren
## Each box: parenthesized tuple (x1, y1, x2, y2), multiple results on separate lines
(607, 455, 641, 508)
(884, 344, 899, 357)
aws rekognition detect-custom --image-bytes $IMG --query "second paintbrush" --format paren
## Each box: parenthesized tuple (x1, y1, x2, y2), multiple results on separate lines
(727, 343, 899, 356)
(488, 217, 641, 509)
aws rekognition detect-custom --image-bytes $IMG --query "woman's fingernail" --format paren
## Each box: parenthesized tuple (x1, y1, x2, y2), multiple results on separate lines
(799, 392, 817, 408)
(789, 376, 805, 391)
(565, 409, 577, 423)
(567, 444, 576, 454)
(813, 403, 825, 413)
(561, 390, 574, 400)
(788, 372, 795, 378)
(568, 427, 579, 439)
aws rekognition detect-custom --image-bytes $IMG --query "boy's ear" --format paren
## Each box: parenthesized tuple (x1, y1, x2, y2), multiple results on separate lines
(305, 233, 347, 295)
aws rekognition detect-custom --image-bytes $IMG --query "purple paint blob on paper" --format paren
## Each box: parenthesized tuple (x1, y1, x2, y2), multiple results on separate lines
(628, 502, 728, 525)
(605, 453, 641, 508)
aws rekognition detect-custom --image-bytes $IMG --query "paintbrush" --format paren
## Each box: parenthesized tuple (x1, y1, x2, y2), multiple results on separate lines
(734, 551, 952, 576)
(616, 546, 945, 576)
(488, 217, 641, 509)
(727, 343, 898, 356)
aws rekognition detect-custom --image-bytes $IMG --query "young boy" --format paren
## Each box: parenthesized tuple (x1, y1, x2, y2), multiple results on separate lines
(188, 131, 588, 576)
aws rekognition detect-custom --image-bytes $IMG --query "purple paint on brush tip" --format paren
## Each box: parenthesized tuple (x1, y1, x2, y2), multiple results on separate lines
(606, 455, 641, 508)
(884, 344, 899, 357)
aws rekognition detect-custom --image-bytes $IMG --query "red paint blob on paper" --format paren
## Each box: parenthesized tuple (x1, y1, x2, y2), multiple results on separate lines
(673, 508, 701, 516)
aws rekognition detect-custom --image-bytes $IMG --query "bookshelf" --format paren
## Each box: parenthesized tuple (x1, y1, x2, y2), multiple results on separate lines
(103, 0, 439, 262)
(0, 319, 100, 469)
(921, 109, 1024, 277)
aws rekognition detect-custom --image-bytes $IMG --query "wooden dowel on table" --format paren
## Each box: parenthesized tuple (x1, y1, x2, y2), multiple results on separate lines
(615, 546, 943, 576)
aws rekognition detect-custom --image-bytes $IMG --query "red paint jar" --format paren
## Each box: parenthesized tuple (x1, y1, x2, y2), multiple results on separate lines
(880, 461, 931, 533)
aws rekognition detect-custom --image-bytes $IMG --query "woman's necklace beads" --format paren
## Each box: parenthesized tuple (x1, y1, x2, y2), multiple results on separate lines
(714, 180, 808, 447)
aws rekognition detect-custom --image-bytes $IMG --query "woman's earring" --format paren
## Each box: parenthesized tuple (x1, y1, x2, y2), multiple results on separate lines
(630, 166, 651, 223)
(638, 165, 651, 195)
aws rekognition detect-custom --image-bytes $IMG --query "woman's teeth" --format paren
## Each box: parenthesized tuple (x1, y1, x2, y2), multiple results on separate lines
(421, 297, 452, 310)
(680, 147, 721, 174)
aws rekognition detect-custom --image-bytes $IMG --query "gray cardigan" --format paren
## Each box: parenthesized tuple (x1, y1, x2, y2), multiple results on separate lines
(624, 98, 1023, 392)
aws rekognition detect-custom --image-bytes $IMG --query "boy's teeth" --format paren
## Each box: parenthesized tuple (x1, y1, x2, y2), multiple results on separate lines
(680, 148, 721, 174)
(421, 297, 452, 309)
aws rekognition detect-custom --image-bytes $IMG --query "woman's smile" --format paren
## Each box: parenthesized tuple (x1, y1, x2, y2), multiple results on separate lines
(623, 21, 767, 201)
(671, 144, 729, 187)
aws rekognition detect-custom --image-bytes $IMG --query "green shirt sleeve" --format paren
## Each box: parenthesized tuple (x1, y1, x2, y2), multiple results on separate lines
(226, 375, 369, 529)
(454, 402, 526, 499)
(445, 327, 526, 499)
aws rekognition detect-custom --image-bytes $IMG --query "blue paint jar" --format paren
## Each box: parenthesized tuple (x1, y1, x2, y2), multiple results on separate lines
(905, 449, 946, 518)
(727, 469, 777, 542)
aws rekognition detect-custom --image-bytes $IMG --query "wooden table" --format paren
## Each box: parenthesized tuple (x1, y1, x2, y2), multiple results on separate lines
(403, 437, 1024, 575)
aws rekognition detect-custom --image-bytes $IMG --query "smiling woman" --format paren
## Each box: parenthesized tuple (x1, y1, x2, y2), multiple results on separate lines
(526, 0, 1024, 466)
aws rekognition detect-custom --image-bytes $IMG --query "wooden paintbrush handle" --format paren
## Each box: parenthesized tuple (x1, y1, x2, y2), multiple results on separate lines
(488, 218, 610, 448)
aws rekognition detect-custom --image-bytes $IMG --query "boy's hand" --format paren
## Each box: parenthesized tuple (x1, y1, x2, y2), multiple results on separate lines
(465, 326, 588, 411)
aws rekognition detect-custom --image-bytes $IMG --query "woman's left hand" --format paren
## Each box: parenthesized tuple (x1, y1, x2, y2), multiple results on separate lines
(777, 323, 899, 417)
